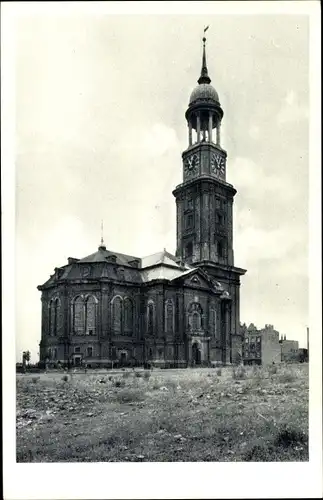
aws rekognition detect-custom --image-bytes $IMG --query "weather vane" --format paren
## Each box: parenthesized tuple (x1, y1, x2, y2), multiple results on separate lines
(100, 219, 104, 246)
(203, 25, 209, 39)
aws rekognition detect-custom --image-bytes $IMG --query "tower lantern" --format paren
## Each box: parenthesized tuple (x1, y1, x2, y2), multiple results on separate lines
(185, 35, 224, 147)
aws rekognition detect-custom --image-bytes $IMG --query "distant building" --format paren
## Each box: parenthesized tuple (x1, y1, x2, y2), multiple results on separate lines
(298, 348, 308, 363)
(242, 323, 282, 366)
(279, 336, 299, 363)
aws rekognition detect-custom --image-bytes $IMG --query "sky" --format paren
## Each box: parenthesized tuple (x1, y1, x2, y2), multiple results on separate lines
(13, 9, 310, 361)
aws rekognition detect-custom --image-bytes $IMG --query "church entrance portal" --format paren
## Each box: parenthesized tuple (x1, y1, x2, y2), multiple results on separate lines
(119, 351, 127, 367)
(192, 342, 201, 366)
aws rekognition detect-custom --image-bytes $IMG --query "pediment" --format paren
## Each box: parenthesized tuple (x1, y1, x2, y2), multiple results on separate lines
(172, 268, 223, 294)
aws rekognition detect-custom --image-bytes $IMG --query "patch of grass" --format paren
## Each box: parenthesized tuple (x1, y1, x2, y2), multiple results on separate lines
(274, 425, 307, 448)
(278, 370, 296, 384)
(232, 366, 247, 380)
(135, 372, 143, 378)
(16, 364, 308, 462)
(113, 388, 145, 404)
(122, 372, 131, 379)
(267, 364, 278, 375)
(31, 377, 39, 384)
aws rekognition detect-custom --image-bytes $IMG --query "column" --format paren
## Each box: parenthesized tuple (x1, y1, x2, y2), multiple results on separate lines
(208, 112, 213, 143)
(216, 121, 221, 146)
(196, 113, 201, 143)
(188, 121, 192, 146)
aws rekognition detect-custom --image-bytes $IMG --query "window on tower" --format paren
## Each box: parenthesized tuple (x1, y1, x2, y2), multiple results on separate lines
(186, 198, 193, 210)
(185, 242, 193, 258)
(185, 214, 194, 229)
(218, 241, 224, 258)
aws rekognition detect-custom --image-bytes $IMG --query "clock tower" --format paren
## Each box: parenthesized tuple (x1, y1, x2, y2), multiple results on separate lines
(173, 35, 246, 352)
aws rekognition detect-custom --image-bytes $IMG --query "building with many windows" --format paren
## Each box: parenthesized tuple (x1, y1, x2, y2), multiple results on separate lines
(38, 36, 246, 368)
(279, 336, 300, 363)
(242, 323, 282, 366)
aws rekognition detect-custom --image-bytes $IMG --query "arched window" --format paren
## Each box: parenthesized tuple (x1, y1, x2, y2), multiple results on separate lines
(188, 302, 203, 331)
(112, 296, 123, 334)
(147, 301, 155, 335)
(165, 300, 174, 334)
(85, 295, 97, 335)
(74, 296, 85, 335)
(124, 297, 133, 334)
(49, 298, 60, 336)
(210, 308, 217, 338)
(192, 312, 201, 330)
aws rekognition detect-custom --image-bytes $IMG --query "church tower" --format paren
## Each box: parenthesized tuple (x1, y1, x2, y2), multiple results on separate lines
(173, 35, 236, 267)
(173, 35, 246, 360)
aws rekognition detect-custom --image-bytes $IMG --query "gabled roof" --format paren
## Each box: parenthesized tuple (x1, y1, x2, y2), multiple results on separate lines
(170, 267, 225, 294)
(141, 249, 189, 269)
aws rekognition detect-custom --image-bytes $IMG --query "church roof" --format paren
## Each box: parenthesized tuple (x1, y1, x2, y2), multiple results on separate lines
(141, 249, 189, 269)
(78, 246, 139, 266)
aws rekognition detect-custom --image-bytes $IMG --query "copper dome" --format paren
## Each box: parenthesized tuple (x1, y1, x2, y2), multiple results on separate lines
(189, 83, 220, 106)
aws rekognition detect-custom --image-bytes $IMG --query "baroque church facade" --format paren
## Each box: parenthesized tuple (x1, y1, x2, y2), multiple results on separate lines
(38, 37, 246, 368)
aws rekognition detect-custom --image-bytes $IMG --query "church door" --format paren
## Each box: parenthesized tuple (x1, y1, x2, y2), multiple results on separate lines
(120, 352, 127, 367)
(192, 343, 201, 366)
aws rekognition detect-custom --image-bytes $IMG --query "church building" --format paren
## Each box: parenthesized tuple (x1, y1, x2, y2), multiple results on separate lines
(38, 36, 247, 368)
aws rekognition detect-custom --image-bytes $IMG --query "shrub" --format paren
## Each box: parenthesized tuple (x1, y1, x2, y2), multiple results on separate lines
(31, 377, 39, 384)
(232, 366, 246, 380)
(114, 379, 126, 388)
(278, 371, 295, 384)
(62, 375, 69, 382)
(122, 371, 131, 379)
(267, 364, 278, 375)
(113, 388, 144, 404)
(275, 425, 308, 448)
(143, 371, 151, 380)
(135, 372, 142, 378)
(216, 368, 222, 376)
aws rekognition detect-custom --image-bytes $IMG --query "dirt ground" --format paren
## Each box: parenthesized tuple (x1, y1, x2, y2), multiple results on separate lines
(16, 363, 308, 462)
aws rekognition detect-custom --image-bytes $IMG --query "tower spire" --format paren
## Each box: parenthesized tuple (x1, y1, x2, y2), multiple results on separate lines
(99, 220, 106, 250)
(198, 27, 211, 85)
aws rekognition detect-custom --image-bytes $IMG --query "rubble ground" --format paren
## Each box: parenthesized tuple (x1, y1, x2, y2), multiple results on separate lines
(16, 363, 308, 462)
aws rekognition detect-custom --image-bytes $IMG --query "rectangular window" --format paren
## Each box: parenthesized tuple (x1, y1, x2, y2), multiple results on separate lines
(74, 346, 80, 353)
(185, 214, 193, 229)
(186, 199, 193, 210)
(215, 198, 221, 209)
(87, 347, 93, 357)
(185, 242, 193, 258)
(245, 338, 249, 344)
(257, 337, 261, 343)
(54, 348, 57, 359)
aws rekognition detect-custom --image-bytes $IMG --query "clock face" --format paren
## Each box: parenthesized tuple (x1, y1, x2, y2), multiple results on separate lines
(184, 154, 199, 175)
(211, 153, 225, 176)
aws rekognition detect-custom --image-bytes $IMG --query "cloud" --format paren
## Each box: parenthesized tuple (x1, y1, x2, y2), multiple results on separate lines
(248, 125, 260, 140)
(277, 90, 309, 125)
(138, 123, 179, 158)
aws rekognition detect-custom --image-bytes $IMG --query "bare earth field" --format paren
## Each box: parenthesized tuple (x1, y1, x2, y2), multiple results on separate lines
(16, 364, 308, 462)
